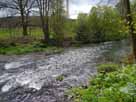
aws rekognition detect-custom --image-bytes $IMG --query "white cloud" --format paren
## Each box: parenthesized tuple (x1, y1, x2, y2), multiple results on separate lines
(70, 3, 93, 19)
(0, 11, 7, 17)
(0, 0, 99, 18)
(69, 0, 98, 19)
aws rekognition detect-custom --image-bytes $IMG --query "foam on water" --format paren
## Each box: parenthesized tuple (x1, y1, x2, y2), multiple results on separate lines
(5, 62, 23, 69)
(1, 46, 103, 92)
(0, 41, 130, 102)
(1, 79, 19, 92)
(28, 80, 45, 90)
(1, 83, 12, 92)
(5, 61, 33, 70)
(4, 57, 33, 70)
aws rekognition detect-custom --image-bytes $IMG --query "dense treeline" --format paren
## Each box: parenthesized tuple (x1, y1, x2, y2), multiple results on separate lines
(0, 1, 135, 45)
(0, 0, 66, 45)
(0, 0, 136, 55)
(75, 6, 127, 43)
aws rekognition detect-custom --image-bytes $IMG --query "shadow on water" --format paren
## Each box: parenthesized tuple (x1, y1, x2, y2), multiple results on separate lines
(0, 40, 131, 102)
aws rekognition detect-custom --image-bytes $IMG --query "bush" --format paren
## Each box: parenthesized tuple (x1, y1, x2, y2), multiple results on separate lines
(56, 75, 64, 81)
(97, 63, 119, 73)
(70, 65, 136, 102)
(32, 41, 47, 48)
(75, 13, 92, 43)
(75, 6, 127, 43)
(0, 42, 63, 55)
(121, 54, 134, 65)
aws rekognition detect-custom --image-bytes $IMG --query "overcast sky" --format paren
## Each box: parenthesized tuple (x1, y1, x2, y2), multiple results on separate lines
(69, 0, 117, 19)
(68, 0, 99, 19)
(0, 0, 116, 19)
(69, 0, 100, 19)
(0, 0, 99, 18)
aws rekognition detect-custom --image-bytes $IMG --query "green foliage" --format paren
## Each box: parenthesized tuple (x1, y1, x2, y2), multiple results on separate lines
(70, 65, 136, 102)
(97, 63, 119, 73)
(50, 0, 66, 44)
(32, 41, 47, 48)
(0, 28, 43, 40)
(0, 42, 63, 55)
(75, 13, 90, 43)
(56, 75, 64, 81)
(76, 6, 128, 43)
(132, 0, 136, 33)
(64, 19, 76, 38)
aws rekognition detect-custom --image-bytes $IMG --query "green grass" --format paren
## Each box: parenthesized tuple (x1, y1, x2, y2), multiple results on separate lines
(70, 65, 136, 102)
(0, 28, 43, 40)
(0, 42, 63, 55)
(97, 63, 120, 73)
(0, 27, 76, 41)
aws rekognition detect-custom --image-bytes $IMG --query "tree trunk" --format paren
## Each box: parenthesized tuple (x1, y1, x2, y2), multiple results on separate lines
(40, 15, 50, 43)
(125, 0, 136, 61)
(36, 0, 51, 44)
(20, 6, 28, 36)
(44, 16, 50, 43)
(22, 23, 28, 36)
(42, 25, 49, 43)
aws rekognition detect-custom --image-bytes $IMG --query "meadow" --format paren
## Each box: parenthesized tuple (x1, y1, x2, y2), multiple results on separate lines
(0, 27, 43, 41)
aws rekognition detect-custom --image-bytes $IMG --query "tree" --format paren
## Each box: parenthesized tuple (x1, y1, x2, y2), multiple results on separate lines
(0, 0, 36, 36)
(36, 0, 51, 43)
(76, 13, 89, 43)
(76, 6, 126, 43)
(66, 0, 69, 18)
(51, 0, 65, 44)
(121, 0, 136, 61)
(36, 0, 65, 44)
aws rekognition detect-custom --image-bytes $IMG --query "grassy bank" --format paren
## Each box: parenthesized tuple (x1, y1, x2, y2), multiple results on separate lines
(0, 28, 43, 40)
(70, 64, 136, 102)
(0, 42, 63, 55)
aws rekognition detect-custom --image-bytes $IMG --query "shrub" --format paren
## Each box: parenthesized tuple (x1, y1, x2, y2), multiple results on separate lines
(56, 75, 64, 81)
(32, 41, 47, 48)
(75, 6, 127, 43)
(97, 63, 119, 73)
(121, 54, 134, 64)
(0, 42, 63, 55)
(70, 65, 136, 102)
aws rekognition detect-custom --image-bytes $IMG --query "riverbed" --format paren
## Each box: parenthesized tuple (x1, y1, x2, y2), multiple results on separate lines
(0, 40, 130, 102)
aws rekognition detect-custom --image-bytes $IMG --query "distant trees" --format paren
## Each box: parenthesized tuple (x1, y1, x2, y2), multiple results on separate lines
(36, 0, 51, 43)
(51, 0, 65, 44)
(1, 0, 134, 49)
(36, 0, 65, 44)
(76, 6, 126, 43)
(0, 0, 66, 44)
(0, 0, 36, 36)
(131, 0, 136, 12)
(76, 13, 89, 43)
(66, 0, 69, 18)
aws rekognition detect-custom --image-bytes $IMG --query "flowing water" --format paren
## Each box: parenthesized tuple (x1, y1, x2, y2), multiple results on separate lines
(0, 40, 130, 102)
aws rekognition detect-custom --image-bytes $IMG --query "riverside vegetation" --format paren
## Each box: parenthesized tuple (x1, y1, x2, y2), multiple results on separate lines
(0, 41, 63, 55)
(70, 64, 136, 102)
(0, 0, 136, 102)
(1, 2, 136, 54)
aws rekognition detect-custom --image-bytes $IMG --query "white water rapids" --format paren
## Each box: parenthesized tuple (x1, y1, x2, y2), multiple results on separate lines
(0, 40, 130, 102)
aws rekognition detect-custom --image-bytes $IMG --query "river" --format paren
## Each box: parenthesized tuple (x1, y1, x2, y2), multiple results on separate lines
(0, 40, 130, 102)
